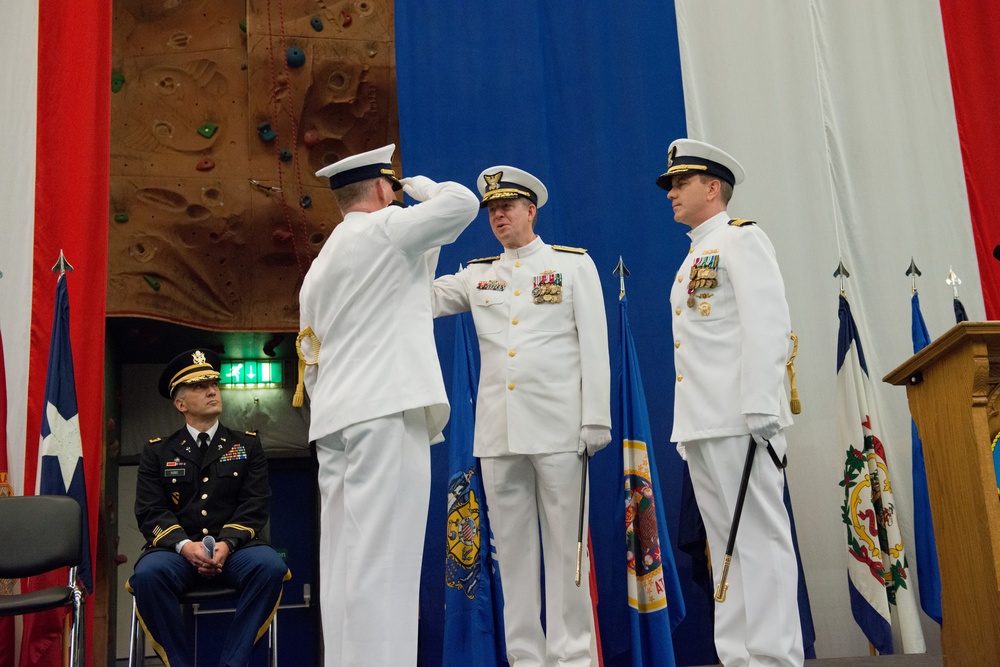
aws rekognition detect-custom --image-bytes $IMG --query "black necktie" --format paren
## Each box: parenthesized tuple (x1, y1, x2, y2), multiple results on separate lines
(197, 432, 209, 451)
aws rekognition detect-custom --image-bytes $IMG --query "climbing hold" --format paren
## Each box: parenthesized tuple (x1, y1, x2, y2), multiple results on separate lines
(273, 230, 293, 243)
(310, 16, 323, 32)
(197, 123, 218, 138)
(143, 275, 161, 291)
(286, 47, 305, 68)
(257, 122, 276, 142)
(111, 70, 125, 93)
(279, 149, 293, 162)
(299, 195, 312, 208)
(341, 11, 352, 27)
(196, 157, 215, 171)
(302, 130, 320, 147)
(114, 212, 129, 223)
(239, 18, 247, 33)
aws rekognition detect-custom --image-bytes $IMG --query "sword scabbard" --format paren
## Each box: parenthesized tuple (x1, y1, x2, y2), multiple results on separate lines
(714, 554, 733, 602)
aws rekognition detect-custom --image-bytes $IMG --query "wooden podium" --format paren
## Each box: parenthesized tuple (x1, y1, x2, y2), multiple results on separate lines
(884, 322, 1000, 664)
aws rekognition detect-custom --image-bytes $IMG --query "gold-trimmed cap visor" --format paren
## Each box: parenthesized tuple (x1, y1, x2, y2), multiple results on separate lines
(656, 139, 745, 191)
(158, 349, 222, 398)
(477, 165, 548, 208)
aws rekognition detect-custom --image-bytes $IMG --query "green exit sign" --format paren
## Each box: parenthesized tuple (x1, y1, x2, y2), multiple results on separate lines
(219, 360, 284, 388)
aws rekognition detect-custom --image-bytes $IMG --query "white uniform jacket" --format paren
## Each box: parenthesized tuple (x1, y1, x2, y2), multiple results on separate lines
(299, 179, 479, 442)
(434, 236, 611, 457)
(669, 211, 792, 443)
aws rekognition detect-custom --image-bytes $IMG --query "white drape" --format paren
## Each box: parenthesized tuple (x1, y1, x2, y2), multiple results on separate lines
(676, 0, 980, 656)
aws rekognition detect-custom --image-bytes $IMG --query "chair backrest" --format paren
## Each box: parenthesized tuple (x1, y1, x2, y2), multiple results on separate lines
(0, 496, 82, 578)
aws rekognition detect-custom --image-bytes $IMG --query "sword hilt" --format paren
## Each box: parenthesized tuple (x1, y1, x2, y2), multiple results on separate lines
(714, 554, 733, 602)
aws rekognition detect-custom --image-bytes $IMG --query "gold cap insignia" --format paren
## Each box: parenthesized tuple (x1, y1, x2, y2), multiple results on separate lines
(192, 350, 207, 364)
(484, 171, 503, 192)
(668, 145, 677, 168)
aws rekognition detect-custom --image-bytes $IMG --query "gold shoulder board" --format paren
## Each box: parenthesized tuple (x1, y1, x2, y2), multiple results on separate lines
(552, 245, 587, 254)
(467, 255, 500, 264)
(245, 430, 258, 436)
(148, 437, 162, 443)
(728, 218, 757, 227)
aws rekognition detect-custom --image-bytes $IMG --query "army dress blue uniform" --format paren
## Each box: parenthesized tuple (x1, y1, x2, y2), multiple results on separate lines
(130, 424, 290, 667)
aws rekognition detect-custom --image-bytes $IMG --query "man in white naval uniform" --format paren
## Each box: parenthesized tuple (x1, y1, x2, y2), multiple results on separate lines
(299, 144, 479, 666)
(660, 139, 802, 667)
(434, 166, 611, 667)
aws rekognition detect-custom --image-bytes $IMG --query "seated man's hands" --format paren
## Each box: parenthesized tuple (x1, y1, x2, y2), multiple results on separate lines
(181, 539, 230, 578)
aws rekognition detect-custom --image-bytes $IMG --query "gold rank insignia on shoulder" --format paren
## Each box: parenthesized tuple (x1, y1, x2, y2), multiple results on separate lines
(728, 218, 757, 227)
(467, 255, 500, 264)
(552, 245, 587, 254)
(245, 430, 257, 436)
(149, 437, 162, 443)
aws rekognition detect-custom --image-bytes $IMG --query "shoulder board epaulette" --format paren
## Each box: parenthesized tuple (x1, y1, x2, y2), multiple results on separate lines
(728, 218, 757, 227)
(148, 437, 162, 444)
(467, 255, 500, 264)
(552, 245, 587, 254)
(245, 430, 258, 436)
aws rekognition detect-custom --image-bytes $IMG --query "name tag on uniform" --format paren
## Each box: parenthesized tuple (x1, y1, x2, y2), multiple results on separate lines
(164, 460, 187, 477)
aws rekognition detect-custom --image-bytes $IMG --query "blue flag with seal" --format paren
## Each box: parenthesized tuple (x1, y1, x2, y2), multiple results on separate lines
(619, 294, 684, 666)
(442, 310, 507, 667)
(36, 273, 92, 593)
(909, 291, 942, 624)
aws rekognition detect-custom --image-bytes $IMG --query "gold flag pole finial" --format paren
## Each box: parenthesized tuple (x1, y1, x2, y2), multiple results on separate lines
(946, 265, 962, 299)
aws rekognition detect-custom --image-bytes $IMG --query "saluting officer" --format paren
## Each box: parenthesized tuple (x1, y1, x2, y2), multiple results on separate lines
(300, 144, 479, 666)
(661, 139, 802, 667)
(130, 349, 290, 667)
(434, 166, 611, 667)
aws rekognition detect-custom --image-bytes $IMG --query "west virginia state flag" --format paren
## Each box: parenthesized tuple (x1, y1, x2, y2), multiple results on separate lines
(837, 294, 924, 654)
(442, 311, 506, 667)
(619, 295, 684, 666)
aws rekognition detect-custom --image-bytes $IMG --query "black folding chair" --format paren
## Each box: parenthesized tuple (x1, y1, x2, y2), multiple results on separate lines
(0, 495, 85, 667)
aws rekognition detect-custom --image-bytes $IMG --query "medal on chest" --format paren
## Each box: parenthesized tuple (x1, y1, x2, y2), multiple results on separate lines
(687, 253, 719, 308)
(533, 271, 563, 304)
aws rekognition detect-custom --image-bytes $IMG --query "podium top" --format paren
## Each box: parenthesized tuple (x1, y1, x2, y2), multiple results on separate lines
(883, 320, 1000, 386)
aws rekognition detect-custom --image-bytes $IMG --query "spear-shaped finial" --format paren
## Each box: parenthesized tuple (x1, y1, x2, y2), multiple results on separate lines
(613, 256, 630, 299)
(906, 257, 922, 294)
(946, 265, 962, 298)
(51, 249, 74, 275)
(833, 260, 850, 293)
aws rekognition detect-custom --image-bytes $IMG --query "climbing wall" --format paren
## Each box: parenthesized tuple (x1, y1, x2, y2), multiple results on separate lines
(108, 0, 398, 331)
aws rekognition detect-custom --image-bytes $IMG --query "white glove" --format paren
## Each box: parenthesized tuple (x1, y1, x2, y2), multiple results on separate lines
(577, 425, 612, 457)
(399, 175, 437, 202)
(746, 412, 780, 443)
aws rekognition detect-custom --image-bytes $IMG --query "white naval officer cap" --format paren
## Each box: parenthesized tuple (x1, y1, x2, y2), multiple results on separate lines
(316, 143, 402, 191)
(477, 165, 548, 209)
(656, 139, 745, 191)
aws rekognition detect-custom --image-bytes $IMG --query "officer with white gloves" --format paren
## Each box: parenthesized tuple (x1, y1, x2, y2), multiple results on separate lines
(661, 139, 803, 667)
(434, 166, 611, 667)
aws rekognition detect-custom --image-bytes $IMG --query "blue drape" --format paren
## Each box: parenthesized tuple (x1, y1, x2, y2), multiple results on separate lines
(396, 4, 716, 664)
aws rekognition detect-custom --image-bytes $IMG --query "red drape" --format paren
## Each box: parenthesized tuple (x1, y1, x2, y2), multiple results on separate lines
(19, 0, 110, 664)
(939, 1, 1000, 319)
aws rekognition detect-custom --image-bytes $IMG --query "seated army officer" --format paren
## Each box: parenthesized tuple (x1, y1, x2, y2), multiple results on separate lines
(129, 348, 290, 667)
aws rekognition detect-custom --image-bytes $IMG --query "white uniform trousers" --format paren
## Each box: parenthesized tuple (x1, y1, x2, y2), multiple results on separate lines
(685, 432, 803, 667)
(316, 409, 431, 667)
(481, 452, 596, 667)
